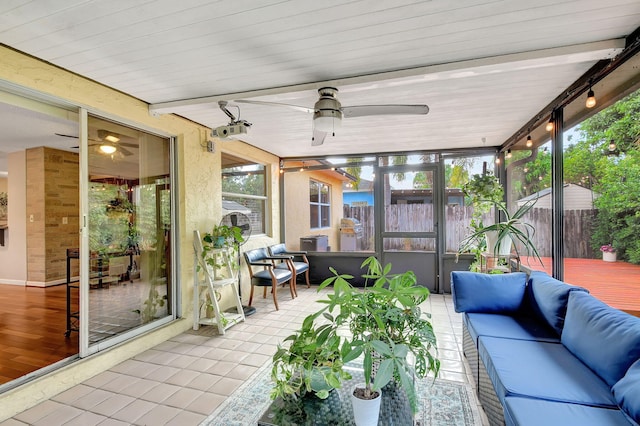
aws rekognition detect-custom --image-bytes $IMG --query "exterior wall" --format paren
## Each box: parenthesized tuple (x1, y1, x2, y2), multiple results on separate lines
(284, 169, 345, 251)
(0, 45, 285, 420)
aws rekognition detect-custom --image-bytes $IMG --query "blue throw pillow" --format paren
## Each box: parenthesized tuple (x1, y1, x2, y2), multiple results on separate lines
(562, 291, 640, 387)
(451, 271, 527, 313)
(529, 271, 588, 335)
(613, 359, 640, 424)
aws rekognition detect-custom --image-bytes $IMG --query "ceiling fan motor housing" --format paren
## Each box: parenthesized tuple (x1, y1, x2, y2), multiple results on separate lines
(313, 87, 342, 132)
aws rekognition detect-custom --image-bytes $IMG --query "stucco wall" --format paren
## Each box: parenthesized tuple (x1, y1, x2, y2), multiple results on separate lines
(0, 45, 285, 420)
(284, 169, 345, 251)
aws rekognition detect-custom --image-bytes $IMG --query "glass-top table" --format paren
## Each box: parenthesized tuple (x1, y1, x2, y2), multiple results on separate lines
(258, 365, 413, 425)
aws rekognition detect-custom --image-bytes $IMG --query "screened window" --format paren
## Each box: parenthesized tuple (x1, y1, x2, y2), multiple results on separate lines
(221, 152, 266, 234)
(310, 179, 331, 229)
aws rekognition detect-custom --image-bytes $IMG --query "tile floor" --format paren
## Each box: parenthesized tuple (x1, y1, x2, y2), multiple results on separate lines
(1, 286, 488, 426)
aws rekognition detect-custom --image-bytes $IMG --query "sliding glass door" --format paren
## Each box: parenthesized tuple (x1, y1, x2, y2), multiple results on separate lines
(84, 114, 174, 351)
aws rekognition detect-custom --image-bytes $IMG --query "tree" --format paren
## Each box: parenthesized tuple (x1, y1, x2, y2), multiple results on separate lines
(566, 90, 640, 263)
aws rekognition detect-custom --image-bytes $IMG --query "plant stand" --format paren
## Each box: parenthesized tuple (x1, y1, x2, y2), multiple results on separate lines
(480, 252, 520, 274)
(193, 232, 245, 334)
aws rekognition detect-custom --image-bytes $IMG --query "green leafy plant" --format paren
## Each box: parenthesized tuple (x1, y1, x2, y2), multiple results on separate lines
(201, 224, 245, 272)
(458, 198, 542, 262)
(317, 256, 440, 413)
(271, 311, 353, 401)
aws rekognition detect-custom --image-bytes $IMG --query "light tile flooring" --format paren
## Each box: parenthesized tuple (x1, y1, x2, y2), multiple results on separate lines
(2, 286, 488, 426)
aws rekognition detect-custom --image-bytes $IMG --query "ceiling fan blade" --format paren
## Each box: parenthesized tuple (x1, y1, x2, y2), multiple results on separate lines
(119, 146, 134, 156)
(55, 133, 79, 139)
(118, 142, 138, 148)
(342, 104, 429, 118)
(235, 99, 313, 114)
(311, 129, 327, 146)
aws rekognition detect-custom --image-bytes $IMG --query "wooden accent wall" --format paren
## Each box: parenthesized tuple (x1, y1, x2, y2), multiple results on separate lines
(26, 147, 79, 286)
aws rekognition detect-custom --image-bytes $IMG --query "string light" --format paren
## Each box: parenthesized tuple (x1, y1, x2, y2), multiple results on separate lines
(586, 82, 597, 108)
(506, 149, 512, 159)
(546, 117, 554, 132)
(526, 135, 533, 148)
(608, 140, 617, 152)
(495, 157, 501, 165)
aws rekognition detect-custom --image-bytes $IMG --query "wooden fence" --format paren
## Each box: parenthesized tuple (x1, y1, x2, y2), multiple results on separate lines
(343, 205, 596, 258)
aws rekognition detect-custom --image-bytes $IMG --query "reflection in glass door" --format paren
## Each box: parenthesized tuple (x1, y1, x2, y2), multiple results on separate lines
(86, 115, 172, 346)
(378, 156, 439, 291)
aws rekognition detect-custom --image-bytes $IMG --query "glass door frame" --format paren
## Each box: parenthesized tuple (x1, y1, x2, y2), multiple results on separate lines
(374, 159, 442, 292)
(78, 108, 179, 357)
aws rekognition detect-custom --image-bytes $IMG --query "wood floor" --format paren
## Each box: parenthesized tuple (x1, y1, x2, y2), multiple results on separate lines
(521, 257, 640, 316)
(0, 284, 78, 385)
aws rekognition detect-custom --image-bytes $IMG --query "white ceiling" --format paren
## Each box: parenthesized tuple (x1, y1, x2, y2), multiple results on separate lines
(1, 0, 640, 161)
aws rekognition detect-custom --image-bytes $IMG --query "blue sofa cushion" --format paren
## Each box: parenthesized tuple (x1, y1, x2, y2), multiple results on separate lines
(562, 291, 640, 387)
(478, 336, 617, 407)
(504, 397, 636, 426)
(529, 271, 588, 335)
(451, 271, 527, 313)
(464, 312, 560, 344)
(613, 359, 640, 424)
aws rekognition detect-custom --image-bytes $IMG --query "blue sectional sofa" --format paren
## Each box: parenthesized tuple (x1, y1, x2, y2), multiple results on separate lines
(451, 271, 640, 426)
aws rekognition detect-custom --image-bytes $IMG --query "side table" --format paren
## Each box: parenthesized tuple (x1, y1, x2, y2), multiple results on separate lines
(258, 365, 412, 425)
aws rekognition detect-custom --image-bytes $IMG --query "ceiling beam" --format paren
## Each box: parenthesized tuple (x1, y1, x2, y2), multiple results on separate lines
(149, 39, 625, 116)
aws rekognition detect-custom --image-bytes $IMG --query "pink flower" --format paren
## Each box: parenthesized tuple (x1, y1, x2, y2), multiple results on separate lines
(600, 244, 616, 253)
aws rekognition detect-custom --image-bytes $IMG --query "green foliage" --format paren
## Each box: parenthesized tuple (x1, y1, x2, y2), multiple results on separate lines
(591, 150, 640, 263)
(458, 198, 542, 263)
(270, 311, 353, 401)
(317, 256, 440, 413)
(562, 89, 640, 264)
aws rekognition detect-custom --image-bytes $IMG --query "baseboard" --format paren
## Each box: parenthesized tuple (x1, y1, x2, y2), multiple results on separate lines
(0, 278, 27, 286)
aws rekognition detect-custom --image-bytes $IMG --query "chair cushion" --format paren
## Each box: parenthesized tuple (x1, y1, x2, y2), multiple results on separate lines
(464, 312, 560, 345)
(451, 271, 527, 313)
(612, 359, 640, 424)
(276, 261, 309, 273)
(528, 271, 588, 335)
(504, 397, 635, 426)
(562, 291, 640, 387)
(478, 336, 617, 407)
(253, 268, 292, 285)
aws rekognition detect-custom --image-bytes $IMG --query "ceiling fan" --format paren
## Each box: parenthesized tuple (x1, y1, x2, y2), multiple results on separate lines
(236, 87, 429, 146)
(55, 130, 138, 156)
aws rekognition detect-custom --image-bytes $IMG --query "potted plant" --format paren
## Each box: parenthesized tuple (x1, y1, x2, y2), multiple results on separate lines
(318, 257, 440, 424)
(203, 224, 244, 249)
(600, 244, 617, 262)
(458, 198, 541, 264)
(270, 310, 353, 401)
(201, 224, 245, 272)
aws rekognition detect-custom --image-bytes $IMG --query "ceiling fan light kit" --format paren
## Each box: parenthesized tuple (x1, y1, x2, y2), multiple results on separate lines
(99, 143, 117, 154)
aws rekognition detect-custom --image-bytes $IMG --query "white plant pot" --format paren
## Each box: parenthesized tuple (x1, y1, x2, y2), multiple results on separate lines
(485, 231, 512, 256)
(603, 251, 617, 262)
(351, 384, 382, 426)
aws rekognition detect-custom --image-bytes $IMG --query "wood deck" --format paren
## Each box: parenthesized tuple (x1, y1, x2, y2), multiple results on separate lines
(520, 257, 640, 317)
